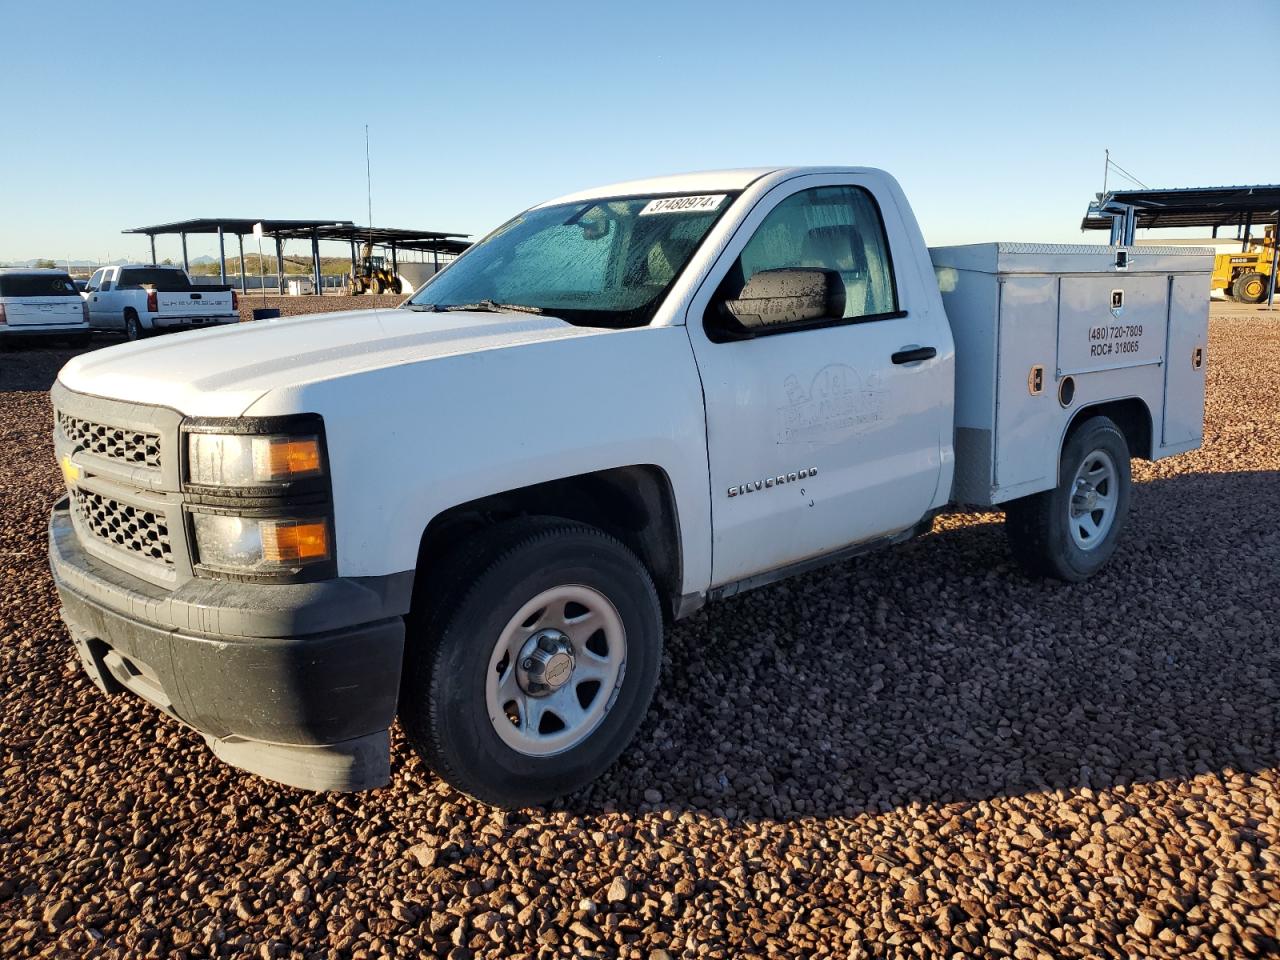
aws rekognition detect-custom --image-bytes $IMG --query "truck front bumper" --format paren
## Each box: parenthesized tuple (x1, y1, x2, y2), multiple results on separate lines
(48, 499, 408, 791)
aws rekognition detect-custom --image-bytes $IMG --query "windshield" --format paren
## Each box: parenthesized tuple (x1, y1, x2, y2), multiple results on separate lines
(406, 192, 737, 327)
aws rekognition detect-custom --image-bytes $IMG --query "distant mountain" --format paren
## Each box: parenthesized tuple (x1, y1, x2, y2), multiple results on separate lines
(0, 258, 130, 268)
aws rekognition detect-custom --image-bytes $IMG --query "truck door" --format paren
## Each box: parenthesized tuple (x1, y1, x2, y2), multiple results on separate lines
(91, 268, 122, 328)
(84, 269, 105, 327)
(685, 175, 951, 586)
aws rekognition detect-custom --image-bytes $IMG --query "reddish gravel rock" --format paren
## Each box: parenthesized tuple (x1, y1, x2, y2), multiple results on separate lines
(1, 304, 1278, 959)
(234, 293, 405, 321)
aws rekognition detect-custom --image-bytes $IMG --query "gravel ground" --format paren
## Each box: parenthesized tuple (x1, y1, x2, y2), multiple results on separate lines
(236, 294, 406, 320)
(1, 305, 1277, 959)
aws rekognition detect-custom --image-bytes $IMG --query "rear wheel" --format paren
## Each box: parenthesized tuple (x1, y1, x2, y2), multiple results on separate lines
(1233, 271, 1269, 304)
(1005, 416, 1131, 582)
(400, 518, 663, 807)
(124, 310, 145, 341)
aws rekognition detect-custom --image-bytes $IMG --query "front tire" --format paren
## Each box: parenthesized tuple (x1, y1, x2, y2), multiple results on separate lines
(1005, 416, 1131, 582)
(1233, 271, 1268, 304)
(400, 518, 663, 807)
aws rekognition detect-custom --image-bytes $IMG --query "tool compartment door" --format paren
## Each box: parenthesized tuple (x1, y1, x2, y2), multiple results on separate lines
(1056, 275, 1168, 378)
(1161, 275, 1208, 447)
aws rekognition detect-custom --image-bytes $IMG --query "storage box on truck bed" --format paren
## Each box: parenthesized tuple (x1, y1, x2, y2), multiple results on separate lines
(930, 243, 1210, 506)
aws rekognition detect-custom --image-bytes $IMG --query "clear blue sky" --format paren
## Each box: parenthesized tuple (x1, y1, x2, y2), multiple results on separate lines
(1, 0, 1274, 264)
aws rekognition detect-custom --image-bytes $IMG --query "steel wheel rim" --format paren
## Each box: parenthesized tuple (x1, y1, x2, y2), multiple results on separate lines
(485, 583, 626, 757)
(1068, 449, 1118, 551)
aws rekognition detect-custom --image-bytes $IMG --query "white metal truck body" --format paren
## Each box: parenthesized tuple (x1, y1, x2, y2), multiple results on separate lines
(49, 167, 1210, 799)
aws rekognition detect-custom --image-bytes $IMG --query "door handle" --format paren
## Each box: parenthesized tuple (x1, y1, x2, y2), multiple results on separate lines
(891, 346, 936, 365)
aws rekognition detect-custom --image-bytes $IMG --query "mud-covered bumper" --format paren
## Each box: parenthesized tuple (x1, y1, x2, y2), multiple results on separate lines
(48, 498, 409, 791)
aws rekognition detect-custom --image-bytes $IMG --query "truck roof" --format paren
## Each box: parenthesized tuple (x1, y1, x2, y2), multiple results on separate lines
(0, 267, 71, 276)
(538, 166, 886, 207)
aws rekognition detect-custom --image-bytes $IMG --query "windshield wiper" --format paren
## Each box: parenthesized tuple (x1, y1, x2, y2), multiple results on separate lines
(408, 299, 544, 315)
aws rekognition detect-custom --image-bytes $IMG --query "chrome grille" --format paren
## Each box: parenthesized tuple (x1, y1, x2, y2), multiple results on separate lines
(70, 488, 173, 564)
(57, 412, 161, 469)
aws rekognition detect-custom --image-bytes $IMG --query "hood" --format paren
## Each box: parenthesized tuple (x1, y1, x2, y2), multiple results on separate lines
(57, 308, 600, 416)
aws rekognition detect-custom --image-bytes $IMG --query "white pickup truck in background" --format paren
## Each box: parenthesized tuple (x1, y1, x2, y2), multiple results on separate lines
(83, 264, 239, 340)
(48, 167, 1209, 807)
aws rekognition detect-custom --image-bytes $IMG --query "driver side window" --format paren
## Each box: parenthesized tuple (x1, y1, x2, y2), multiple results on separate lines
(733, 185, 898, 323)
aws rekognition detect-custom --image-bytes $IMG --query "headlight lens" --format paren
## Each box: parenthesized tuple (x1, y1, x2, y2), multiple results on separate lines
(192, 514, 331, 572)
(188, 433, 323, 487)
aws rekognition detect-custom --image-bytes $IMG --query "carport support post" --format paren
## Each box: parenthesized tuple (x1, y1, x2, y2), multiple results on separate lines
(390, 243, 398, 291)
(432, 246, 439, 274)
(237, 234, 247, 292)
(311, 230, 322, 296)
(181, 233, 189, 274)
(217, 227, 227, 284)
(349, 239, 358, 278)
(1269, 213, 1279, 308)
(275, 236, 285, 295)
(149, 233, 157, 265)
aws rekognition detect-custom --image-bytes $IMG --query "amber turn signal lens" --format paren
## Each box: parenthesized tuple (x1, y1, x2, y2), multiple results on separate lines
(261, 520, 330, 563)
(257, 437, 322, 480)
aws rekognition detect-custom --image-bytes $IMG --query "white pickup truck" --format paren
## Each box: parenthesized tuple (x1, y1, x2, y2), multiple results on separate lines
(83, 264, 239, 340)
(48, 167, 1209, 807)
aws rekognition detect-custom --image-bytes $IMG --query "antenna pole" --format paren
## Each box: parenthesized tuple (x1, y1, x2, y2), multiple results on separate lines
(365, 124, 373, 240)
(1103, 148, 1109, 195)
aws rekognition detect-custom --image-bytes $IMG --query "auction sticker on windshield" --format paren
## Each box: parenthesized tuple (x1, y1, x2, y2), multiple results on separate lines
(639, 195, 727, 215)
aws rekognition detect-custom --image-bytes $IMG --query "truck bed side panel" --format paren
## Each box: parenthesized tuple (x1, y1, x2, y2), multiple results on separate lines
(1160, 275, 1209, 449)
(994, 277, 1057, 495)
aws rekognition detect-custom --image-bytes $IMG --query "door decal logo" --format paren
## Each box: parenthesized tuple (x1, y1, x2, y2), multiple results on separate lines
(777, 364, 884, 445)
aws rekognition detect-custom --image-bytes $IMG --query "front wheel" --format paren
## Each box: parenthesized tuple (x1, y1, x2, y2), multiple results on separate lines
(1005, 416, 1132, 582)
(400, 518, 663, 807)
(1233, 271, 1269, 304)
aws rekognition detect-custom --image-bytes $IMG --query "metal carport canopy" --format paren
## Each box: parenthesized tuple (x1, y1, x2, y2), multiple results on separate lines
(1081, 185, 1280, 231)
(122, 218, 470, 294)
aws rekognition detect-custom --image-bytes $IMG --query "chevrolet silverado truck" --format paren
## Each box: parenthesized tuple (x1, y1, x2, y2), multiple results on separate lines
(83, 264, 239, 340)
(48, 167, 1210, 807)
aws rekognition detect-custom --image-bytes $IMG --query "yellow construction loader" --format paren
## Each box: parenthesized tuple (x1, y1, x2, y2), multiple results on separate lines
(348, 241, 399, 295)
(1213, 227, 1277, 303)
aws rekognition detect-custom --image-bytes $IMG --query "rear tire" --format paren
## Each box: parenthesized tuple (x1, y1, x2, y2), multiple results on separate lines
(124, 311, 145, 341)
(1233, 271, 1269, 304)
(1005, 416, 1131, 582)
(400, 517, 663, 807)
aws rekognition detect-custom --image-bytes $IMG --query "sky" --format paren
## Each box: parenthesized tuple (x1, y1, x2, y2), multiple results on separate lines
(1, 0, 1275, 264)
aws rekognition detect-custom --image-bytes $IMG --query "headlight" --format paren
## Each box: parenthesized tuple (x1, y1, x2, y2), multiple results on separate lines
(187, 433, 323, 487)
(192, 514, 331, 573)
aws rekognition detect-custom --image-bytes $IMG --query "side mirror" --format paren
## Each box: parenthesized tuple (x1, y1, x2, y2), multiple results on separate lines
(718, 268, 844, 335)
